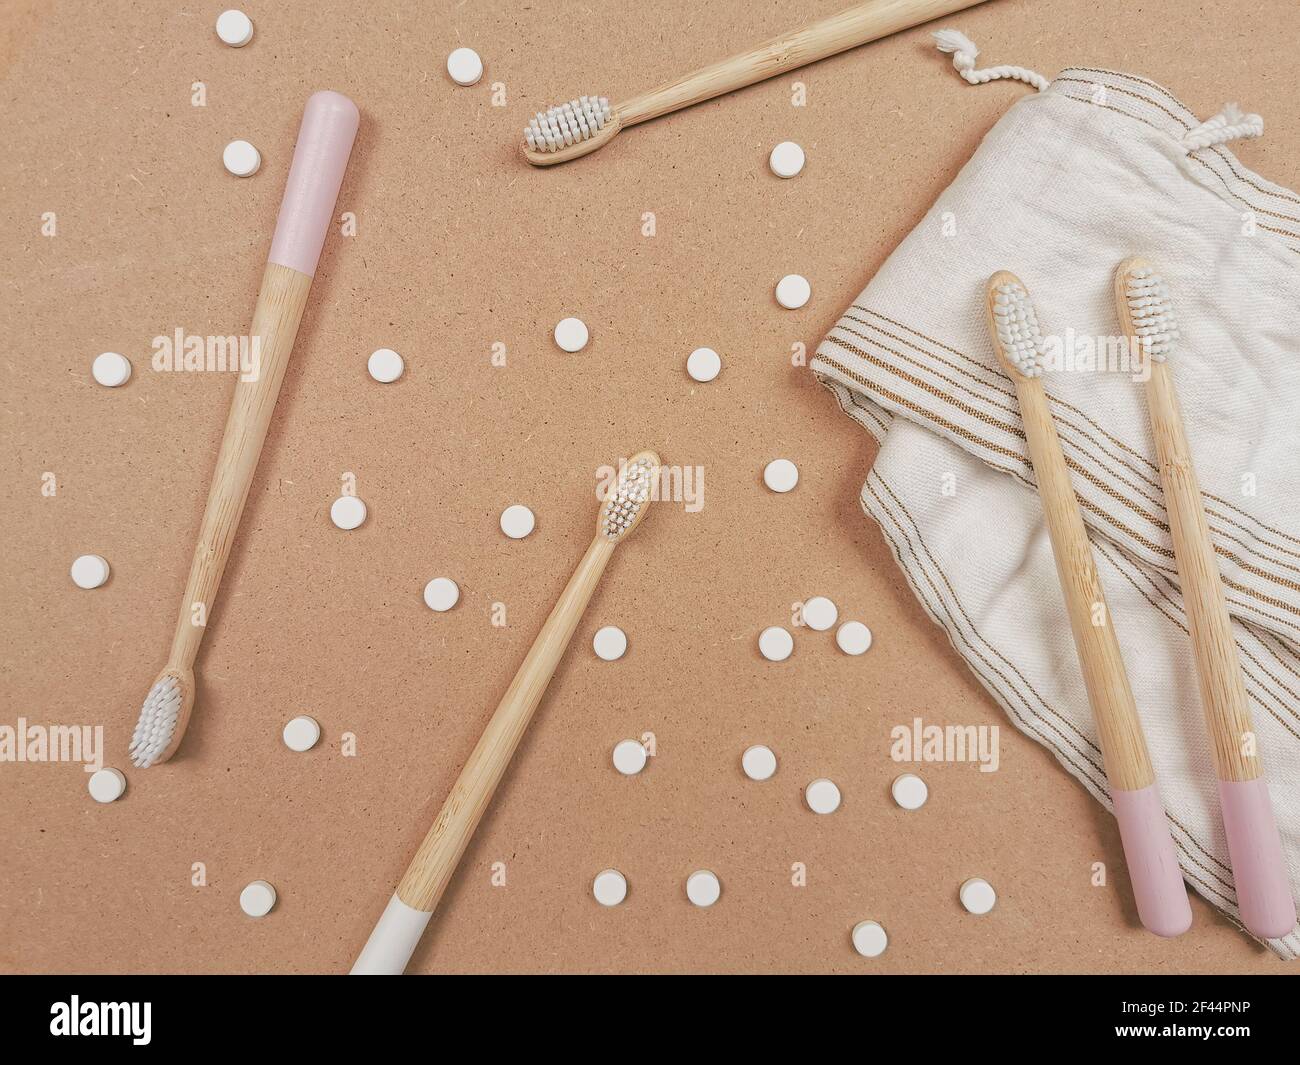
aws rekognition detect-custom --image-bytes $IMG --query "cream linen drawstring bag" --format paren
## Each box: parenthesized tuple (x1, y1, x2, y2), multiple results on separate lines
(811, 31, 1300, 958)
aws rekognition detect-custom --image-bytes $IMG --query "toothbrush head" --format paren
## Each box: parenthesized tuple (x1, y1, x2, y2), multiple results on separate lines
(986, 271, 1047, 379)
(1115, 258, 1179, 363)
(598, 450, 660, 542)
(522, 96, 621, 166)
(129, 667, 195, 768)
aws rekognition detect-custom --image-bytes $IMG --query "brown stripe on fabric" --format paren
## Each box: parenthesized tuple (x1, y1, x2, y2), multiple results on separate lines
(842, 311, 1172, 516)
(1054, 77, 1194, 130)
(852, 306, 1300, 565)
(863, 481, 1107, 776)
(871, 475, 1107, 761)
(1208, 144, 1300, 207)
(866, 478, 1246, 912)
(1062, 67, 1197, 122)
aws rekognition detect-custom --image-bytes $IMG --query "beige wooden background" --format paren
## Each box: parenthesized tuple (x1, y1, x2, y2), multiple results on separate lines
(2, 0, 1297, 973)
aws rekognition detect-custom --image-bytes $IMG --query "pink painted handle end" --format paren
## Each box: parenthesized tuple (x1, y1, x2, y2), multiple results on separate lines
(1219, 778, 1297, 939)
(1113, 785, 1193, 937)
(268, 90, 360, 276)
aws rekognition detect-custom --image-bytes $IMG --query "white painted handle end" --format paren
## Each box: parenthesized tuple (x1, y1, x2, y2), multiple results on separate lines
(350, 894, 433, 975)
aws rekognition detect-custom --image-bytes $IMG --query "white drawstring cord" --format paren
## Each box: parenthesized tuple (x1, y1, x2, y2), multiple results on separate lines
(1181, 102, 1264, 151)
(932, 29, 1049, 93)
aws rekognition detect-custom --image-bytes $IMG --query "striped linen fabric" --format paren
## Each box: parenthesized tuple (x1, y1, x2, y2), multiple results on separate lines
(812, 68, 1300, 958)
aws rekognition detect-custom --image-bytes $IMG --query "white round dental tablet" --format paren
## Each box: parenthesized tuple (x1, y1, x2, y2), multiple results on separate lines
(775, 274, 811, 309)
(763, 458, 799, 493)
(769, 140, 805, 178)
(686, 870, 721, 908)
(222, 139, 261, 177)
(802, 596, 837, 631)
(215, 9, 254, 47)
(70, 554, 110, 590)
(446, 46, 484, 86)
(91, 351, 131, 387)
(500, 504, 535, 539)
(423, 577, 460, 612)
(282, 715, 321, 752)
(851, 920, 888, 958)
(960, 877, 997, 915)
(593, 625, 627, 661)
(592, 868, 628, 907)
(367, 347, 404, 383)
(88, 767, 126, 804)
(611, 739, 647, 776)
(330, 495, 367, 530)
(553, 317, 589, 352)
(741, 744, 777, 781)
(686, 346, 721, 383)
(805, 777, 841, 815)
(239, 880, 277, 918)
(836, 620, 873, 656)
(891, 772, 928, 810)
(758, 625, 793, 662)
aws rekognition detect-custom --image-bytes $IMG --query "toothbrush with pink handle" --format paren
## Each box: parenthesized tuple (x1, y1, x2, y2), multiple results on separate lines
(1117, 259, 1296, 939)
(129, 91, 360, 768)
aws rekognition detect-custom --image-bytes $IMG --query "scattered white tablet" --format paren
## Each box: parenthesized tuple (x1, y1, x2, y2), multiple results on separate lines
(368, 348, 404, 382)
(553, 317, 589, 352)
(240, 880, 277, 918)
(805, 777, 841, 814)
(330, 495, 367, 530)
(758, 626, 793, 662)
(593, 625, 627, 661)
(70, 554, 110, 590)
(741, 744, 777, 781)
(282, 715, 321, 752)
(215, 9, 254, 47)
(686, 870, 721, 908)
(447, 47, 484, 86)
(891, 772, 928, 810)
(612, 739, 647, 776)
(851, 920, 888, 958)
(92, 351, 131, 387)
(775, 274, 811, 309)
(88, 767, 126, 804)
(423, 577, 460, 612)
(222, 139, 261, 177)
(769, 141, 805, 178)
(836, 621, 872, 655)
(500, 504, 535, 539)
(592, 869, 627, 907)
(763, 458, 799, 493)
(960, 877, 997, 915)
(686, 347, 721, 382)
(801, 596, 837, 631)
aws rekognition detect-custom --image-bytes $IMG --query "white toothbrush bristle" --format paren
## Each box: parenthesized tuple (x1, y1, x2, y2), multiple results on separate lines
(524, 95, 611, 152)
(992, 281, 1046, 378)
(1124, 266, 1179, 362)
(601, 457, 655, 540)
(129, 675, 182, 768)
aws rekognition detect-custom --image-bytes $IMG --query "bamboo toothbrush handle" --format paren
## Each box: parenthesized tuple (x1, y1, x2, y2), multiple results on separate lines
(352, 535, 617, 974)
(167, 264, 312, 667)
(1013, 374, 1191, 936)
(617, 0, 990, 126)
(1145, 361, 1296, 937)
(164, 91, 359, 672)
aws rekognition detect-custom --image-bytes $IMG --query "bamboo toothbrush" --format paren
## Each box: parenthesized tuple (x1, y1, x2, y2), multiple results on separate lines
(128, 92, 360, 768)
(986, 272, 1192, 937)
(351, 452, 662, 974)
(522, 0, 990, 165)
(1115, 259, 1296, 939)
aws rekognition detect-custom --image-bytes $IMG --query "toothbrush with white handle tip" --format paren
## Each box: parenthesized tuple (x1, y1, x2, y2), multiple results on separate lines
(986, 272, 1192, 937)
(129, 92, 360, 768)
(1115, 258, 1297, 939)
(521, 0, 991, 166)
(352, 452, 662, 974)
